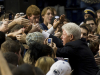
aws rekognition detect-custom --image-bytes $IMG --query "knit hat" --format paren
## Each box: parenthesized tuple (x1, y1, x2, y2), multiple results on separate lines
(84, 7, 95, 18)
(26, 32, 44, 46)
(46, 60, 71, 75)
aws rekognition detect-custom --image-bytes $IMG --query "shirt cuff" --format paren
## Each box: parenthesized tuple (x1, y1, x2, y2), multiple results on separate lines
(42, 31, 50, 39)
(46, 26, 55, 34)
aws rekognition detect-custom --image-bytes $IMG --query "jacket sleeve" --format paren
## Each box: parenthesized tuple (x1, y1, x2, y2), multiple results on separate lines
(56, 46, 74, 58)
(49, 34, 63, 48)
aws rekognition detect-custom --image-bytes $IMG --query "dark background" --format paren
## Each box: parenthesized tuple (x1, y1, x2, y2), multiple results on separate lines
(0, 0, 84, 24)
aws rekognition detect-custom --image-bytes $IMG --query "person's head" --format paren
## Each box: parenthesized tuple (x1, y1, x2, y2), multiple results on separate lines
(89, 40, 99, 55)
(34, 67, 44, 75)
(84, 7, 95, 19)
(8, 63, 16, 71)
(42, 44, 55, 59)
(26, 5, 40, 23)
(51, 7, 57, 16)
(80, 24, 89, 40)
(97, 19, 100, 35)
(96, 9, 100, 19)
(61, 23, 81, 46)
(23, 43, 54, 65)
(12, 64, 36, 75)
(41, 7, 54, 25)
(3, 52, 18, 66)
(1, 40, 21, 56)
(35, 56, 55, 74)
(63, 18, 70, 24)
(0, 13, 9, 21)
(10, 24, 24, 32)
(84, 18, 97, 33)
(46, 60, 71, 75)
(26, 32, 44, 46)
(0, 31, 5, 48)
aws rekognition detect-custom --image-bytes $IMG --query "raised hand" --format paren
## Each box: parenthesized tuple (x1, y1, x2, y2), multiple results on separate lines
(0, 20, 9, 33)
(14, 15, 30, 26)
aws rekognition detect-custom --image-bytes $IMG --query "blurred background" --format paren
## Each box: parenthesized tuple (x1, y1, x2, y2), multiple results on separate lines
(0, 0, 84, 25)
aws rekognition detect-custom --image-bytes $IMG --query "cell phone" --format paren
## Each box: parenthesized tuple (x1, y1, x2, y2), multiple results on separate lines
(64, 58, 69, 62)
(50, 16, 59, 25)
(20, 12, 24, 16)
(47, 38, 52, 45)
(55, 16, 59, 19)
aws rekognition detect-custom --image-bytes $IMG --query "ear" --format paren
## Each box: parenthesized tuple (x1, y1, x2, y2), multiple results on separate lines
(70, 34, 74, 41)
(27, 16, 30, 19)
(42, 16, 44, 19)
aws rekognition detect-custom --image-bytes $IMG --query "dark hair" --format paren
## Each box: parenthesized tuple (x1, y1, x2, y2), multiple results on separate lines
(12, 64, 36, 75)
(1, 40, 20, 54)
(34, 67, 44, 75)
(42, 44, 54, 57)
(0, 31, 5, 48)
(3, 52, 18, 66)
(29, 42, 43, 62)
(89, 40, 99, 56)
(29, 42, 54, 63)
(10, 24, 24, 32)
(80, 24, 89, 35)
(8, 63, 16, 71)
(84, 18, 96, 25)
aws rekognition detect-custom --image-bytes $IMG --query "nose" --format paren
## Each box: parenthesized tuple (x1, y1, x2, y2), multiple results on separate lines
(36, 18, 39, 23)
(81, 34, 83, 38)
(61, 35, 62, 39)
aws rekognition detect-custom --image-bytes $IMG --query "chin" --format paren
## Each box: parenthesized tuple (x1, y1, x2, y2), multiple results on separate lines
(63, 43, 65, 46)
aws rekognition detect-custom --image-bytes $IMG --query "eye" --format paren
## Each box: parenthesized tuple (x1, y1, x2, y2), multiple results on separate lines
(83, 33, 87, 36)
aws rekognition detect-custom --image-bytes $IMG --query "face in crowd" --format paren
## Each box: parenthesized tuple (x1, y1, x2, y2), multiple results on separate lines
(80, 27, 88, 41)
(86, 20, 97, 32)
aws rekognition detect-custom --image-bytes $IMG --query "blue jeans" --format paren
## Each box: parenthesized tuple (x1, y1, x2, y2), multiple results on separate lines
(80, 1, 100, 10)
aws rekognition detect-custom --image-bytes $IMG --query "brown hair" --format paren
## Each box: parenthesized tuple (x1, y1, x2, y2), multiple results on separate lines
(1, 40, 20, 54)
(26, 5, 40, 17)
(96, 9, 100, 18)
(0, 13, 9, 21)
(89, 40, 99, 55)
(41, 6, 54, 17)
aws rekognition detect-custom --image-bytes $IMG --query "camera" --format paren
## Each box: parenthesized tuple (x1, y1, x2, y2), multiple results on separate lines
(19, 12, 24, 16)
(47, 38, 52, 44)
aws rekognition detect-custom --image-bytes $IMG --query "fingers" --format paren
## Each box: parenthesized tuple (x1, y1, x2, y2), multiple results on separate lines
(44, 38, 48, 44)
(21, 15, 26, 18)
(16, 35, 21, 40)
(53, 42, 56, 47)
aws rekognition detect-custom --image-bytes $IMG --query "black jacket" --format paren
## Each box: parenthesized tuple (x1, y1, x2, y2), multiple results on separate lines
(49, 34, 99, 75)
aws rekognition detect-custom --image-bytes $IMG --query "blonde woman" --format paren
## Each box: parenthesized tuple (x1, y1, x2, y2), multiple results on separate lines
(35, 56, 55, 74)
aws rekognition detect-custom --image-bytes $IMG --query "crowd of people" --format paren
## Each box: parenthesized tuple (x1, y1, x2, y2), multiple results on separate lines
(0, 0, 100, 75)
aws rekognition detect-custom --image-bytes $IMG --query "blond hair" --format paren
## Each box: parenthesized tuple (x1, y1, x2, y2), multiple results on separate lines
(35, 56, 55, 74)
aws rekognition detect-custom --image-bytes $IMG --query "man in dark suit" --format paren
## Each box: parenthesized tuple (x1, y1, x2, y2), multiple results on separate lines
(48, 22, 99, 75)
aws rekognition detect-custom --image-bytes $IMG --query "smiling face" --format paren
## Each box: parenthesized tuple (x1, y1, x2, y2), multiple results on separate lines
(42, 9, 54, 25)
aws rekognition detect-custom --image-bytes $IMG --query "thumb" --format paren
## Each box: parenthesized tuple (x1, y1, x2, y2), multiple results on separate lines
(21, 15, 26, 18)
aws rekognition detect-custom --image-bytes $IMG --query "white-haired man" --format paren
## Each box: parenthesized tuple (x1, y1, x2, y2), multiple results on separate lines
(41, 22, 99, 75)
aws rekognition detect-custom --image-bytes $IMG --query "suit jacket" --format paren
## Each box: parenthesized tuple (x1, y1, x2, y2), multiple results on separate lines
(49, 34, 99, 75)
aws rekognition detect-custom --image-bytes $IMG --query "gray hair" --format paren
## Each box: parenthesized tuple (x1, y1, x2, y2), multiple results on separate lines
(62, 22, 81, 40)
